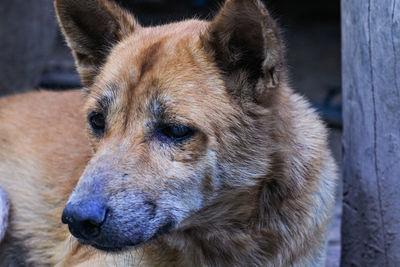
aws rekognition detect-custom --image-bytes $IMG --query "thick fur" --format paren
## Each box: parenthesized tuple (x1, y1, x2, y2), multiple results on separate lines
(0, 0, 337, 266)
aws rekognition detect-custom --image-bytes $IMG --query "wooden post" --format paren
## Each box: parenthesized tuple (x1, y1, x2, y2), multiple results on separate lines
(341, 0, 400, 266)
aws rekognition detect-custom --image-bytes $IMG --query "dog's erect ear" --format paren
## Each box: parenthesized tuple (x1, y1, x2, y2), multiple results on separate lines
(202, 0, 284, 105)
(55, 0, 140, 86)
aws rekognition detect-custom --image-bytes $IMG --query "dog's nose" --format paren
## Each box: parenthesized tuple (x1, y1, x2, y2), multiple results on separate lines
(61, 201, 107, 240)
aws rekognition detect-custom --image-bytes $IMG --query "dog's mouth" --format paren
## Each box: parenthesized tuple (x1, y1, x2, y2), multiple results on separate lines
(91, 244, 128, 253)
(77, 238, 132, 253)
(76, 219, 176, 252)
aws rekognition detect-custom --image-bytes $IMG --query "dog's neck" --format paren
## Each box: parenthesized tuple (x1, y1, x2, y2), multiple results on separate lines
(141, 185, 277, 266)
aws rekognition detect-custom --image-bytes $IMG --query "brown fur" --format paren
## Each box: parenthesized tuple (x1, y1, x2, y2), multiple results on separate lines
(0, 0, 337, 266)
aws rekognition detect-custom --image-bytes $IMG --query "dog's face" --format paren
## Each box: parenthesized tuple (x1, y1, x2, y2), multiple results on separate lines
(66, 23, 238, 250)
(57, 0, 283, 251)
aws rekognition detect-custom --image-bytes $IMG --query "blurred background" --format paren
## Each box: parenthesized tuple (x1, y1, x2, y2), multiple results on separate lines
(0, 0, 341, 266)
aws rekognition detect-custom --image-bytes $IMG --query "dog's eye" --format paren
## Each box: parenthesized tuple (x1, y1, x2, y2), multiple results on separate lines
(88, 112, 106, 134)
(159, 124, 194, 142)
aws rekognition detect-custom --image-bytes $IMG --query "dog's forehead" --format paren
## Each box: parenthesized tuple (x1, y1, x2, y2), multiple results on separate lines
(100, 19, 210, 79)
(138, 19, 209, 42)
(90, 20, 232, 114)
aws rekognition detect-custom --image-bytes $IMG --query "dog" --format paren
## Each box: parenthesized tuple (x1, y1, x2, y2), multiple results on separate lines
(0, 0, 337, 265)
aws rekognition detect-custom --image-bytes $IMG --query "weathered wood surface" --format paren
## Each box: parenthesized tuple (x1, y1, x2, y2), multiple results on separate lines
(341, 0, 400, 266)
(0, 0, 57, 96)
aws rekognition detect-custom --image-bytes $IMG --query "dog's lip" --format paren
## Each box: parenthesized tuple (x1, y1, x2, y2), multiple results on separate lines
(151, 219, 175, 239)
(77, 239, 130, 252)
(91, 244, 128, 253)
(76, 219, 176, 252)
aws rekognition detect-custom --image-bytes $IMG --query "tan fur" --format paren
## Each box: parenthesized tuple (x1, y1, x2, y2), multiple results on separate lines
(0, 0, 337, 266)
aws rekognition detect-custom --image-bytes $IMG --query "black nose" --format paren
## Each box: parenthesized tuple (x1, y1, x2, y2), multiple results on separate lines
(62, 201, 107, 240)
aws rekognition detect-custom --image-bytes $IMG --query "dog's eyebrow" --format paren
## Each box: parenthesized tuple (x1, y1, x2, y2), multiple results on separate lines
(148, 92, 184, 123)
(95, 83, 118, 110)
(149, 97, 166, 119)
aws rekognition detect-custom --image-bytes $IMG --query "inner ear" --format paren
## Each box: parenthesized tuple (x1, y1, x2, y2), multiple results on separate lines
(202, 0, 284, 104)
(223, 22, 265, 82)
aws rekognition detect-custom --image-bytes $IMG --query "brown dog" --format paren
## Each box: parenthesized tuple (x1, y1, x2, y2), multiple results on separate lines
(0, 0, 337, 265)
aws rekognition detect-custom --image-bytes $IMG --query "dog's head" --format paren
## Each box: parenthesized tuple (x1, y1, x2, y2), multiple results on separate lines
(57, 0, 284, 252)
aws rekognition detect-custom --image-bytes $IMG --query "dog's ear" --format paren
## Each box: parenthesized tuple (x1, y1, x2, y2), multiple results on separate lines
(202, 0, 284, 106)
(55, 0, 140, 86)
